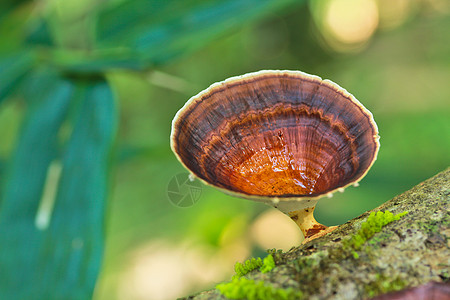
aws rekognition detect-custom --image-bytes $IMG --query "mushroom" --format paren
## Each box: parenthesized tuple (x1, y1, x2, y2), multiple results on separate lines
(170, 70, 379, 241)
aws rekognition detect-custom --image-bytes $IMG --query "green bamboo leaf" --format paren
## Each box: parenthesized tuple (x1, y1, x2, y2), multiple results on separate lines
(0, 50, 36, 103)
(96, 0, 175, 43)
(24, 19, 53, 47)
(50, 48, 146, 74)
(103, 0, 302, 63)
(0, 0, 28, 20)
(0, 68, 74, 299)
(0, 71, 117, 299)
(57, 0, 303, 73)
(0, 157, 5, 198)
(36, 80, 117, 299)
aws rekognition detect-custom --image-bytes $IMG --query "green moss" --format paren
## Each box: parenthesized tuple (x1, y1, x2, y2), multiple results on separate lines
(367, 231, 394, 246)
(365, 274, 407, 297)
(232, 254, 276, 279)
(217, 277, 303, 300)
(220, 254, 285, 299)
(292, 256, 322, 291)
(439, 267, 449, 280)
(343, 210, 408, 252)
(266, 249, 285, 264)
(233, 257, 263, 279)
(293, 256, 318, 273)
(417, 220, 442, 234)
(260, 254, 275, 273)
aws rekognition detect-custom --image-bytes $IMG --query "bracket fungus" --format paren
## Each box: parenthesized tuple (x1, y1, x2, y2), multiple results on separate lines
(170, 70, 379, 241)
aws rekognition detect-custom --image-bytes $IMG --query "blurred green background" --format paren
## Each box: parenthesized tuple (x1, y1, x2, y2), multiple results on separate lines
(0, 0, 449, 299)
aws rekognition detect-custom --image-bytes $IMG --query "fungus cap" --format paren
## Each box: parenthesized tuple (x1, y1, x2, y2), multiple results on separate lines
(170, 70, 380, 239)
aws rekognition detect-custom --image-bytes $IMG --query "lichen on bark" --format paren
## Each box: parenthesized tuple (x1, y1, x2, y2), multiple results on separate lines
(184, 168, 450, 300)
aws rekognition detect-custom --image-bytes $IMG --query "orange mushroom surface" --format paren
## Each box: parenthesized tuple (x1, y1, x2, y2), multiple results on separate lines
(171, 70, 379, 240)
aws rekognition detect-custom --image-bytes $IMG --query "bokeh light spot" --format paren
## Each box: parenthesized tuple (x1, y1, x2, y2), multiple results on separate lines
(251, 209, 303, 251)
(376, 0, 414, 30)
(325, 0, 379, 45)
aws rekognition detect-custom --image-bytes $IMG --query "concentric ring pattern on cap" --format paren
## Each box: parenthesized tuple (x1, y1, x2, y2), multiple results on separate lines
(171, 70, 379, 201)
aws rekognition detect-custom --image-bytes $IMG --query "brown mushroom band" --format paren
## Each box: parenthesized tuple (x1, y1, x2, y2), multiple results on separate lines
(172, 72, 379, 198)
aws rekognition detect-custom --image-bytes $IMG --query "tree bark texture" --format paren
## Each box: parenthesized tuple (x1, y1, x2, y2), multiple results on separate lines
(187, 168, 450, 299)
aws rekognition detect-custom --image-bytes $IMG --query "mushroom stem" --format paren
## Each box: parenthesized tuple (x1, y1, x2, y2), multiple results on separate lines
(288, 206, 337, 242)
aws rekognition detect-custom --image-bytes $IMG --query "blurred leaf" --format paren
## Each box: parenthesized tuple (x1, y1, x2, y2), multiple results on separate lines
(96, 0, 176, 43)
(57, 0, 304, 73)
(0, 157, 6, 202)
(38, 79, 117, 299)
(0, 69, 117, 299)
(25, 19, 53, 47)
(0, 1, 40, 52)
(0, 68, 74, 299)
(0, 50, 36, 103)
(0, 0, 29, 20)
(51, 48, 147, 73)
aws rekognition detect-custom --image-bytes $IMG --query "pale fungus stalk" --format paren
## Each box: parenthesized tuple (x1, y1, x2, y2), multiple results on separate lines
(171, 70, 379, 241)
(288, 208, 334, 240)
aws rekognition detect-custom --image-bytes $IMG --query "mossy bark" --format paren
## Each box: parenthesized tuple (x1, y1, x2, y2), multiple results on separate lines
(185, 168, 450, 299)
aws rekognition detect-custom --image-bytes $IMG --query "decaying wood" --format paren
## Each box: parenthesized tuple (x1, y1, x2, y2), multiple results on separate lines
(186, 168, 450, 299)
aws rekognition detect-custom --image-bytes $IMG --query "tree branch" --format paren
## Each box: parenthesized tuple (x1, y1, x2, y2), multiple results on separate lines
(186, 167, 450, 299)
